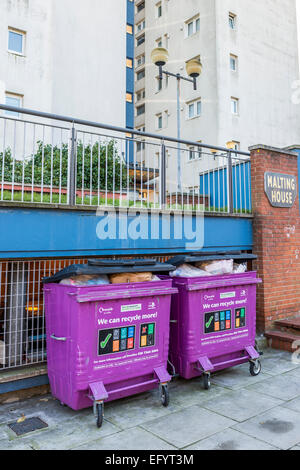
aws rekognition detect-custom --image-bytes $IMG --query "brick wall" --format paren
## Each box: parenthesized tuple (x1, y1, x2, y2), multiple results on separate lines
(250, 145, 300, 332)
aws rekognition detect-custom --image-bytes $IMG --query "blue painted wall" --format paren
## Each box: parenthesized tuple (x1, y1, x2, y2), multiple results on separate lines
(0, 207, 253, 259)
(200, 161, 252, 213)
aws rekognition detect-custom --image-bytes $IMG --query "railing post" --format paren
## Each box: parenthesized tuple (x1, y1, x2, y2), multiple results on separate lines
(227, 151, 234, 214)
(68, 126, 77, 206)
(160, 143, 167, 208)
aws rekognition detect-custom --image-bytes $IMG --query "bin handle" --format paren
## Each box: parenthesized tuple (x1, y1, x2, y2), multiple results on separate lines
(50, 334, 67, 342)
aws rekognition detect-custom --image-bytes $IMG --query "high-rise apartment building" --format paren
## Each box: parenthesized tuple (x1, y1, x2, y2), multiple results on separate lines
(0, 0, 134, 129)
(134, 0, 300, 159)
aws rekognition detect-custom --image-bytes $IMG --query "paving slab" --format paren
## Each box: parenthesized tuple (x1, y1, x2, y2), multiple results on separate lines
(260, 357, 300, 376)
(75, 426, 176, 450)
(246, 373, 300, 401)
(211, 363, 271, 390)
(17, 415, 120, 450)
(0, 394, 90, 426)
(185, 428, 279, 450)
(201, 389, 283, 422)
(233, 406, 300, 450)
(141, 405, 235, 449)
(281, 366, 300, 379)
(0, 438, 33, 450)
(282, 396, 300, 414)
(169, 377, 231, 408)
(104, 389, 181, 430)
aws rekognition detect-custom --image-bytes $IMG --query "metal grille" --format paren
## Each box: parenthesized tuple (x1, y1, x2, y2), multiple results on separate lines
(0, 256, 169, 371)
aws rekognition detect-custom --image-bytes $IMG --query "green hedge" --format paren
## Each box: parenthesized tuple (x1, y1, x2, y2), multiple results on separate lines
(0, 140, 131, 191)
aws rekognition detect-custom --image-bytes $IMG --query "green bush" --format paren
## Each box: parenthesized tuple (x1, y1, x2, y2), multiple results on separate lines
(0, 140, 131, 191)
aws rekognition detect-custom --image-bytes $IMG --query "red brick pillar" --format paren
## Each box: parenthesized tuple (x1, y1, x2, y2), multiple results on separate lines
(250, 145, 300, 333)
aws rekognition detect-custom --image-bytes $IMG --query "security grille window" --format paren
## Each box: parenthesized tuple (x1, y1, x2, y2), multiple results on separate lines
(229, 13, 236, 30)
(136, 34, 145, 46)
(137, 69, 145, 80)
(186, 16, 200, 37)
(8, 28, 25, 55)
(5, 93, 23, 117)
(230, 54, 238, 71)
(231, 97, 239, 115)
(187, 99, 202, 119)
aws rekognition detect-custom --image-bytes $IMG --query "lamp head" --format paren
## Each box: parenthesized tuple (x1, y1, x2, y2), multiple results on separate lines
(151, 47, 169, 67)
(186, 59, 202, 78)
(226, 141, 235, 150)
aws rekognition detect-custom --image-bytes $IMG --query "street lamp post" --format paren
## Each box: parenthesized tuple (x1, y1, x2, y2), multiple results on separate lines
(151, 48, 202, 194)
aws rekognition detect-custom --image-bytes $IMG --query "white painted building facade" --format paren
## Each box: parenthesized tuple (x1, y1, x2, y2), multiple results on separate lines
(134, 0, 300, 193)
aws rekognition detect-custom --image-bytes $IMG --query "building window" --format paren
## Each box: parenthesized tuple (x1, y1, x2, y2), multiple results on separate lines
(136, 54, 145, 67)
(156, 2, 162, 18)
(157, 113, 163, 129)
(136, 1, 145, 13)
(186, 15, 200, 37)
(231, 141, 240, 151)
(5, 92, 23, 117)
(126, 57, 133, 68)
(229, 13, 236, 30)
(126, 24, 133, 35)
(187, 99, 202, 119)
(126, 92, 133, 103)
(8, 28, 25, 55)
(137, 69, 145, 80)
(231, 97, 239, 115)
(136, 20, 145, 33)
(188, 145, 202, 161)
(156, 37, 162, 47)
(136, 104, 145, 116)
(230, 54, 237, 71)
(136, 89, 145, 102)
(136, 34, 145, 47)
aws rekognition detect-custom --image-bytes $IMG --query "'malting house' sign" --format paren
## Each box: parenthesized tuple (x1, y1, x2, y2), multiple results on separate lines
(264, 172, 297, 208)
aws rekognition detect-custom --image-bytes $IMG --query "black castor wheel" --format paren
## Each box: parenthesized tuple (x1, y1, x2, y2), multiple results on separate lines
(249, 360, 262, 377)
(203, 373, 211, 390)
(160, 384, 169, 407)
(96, 402, 104, 428)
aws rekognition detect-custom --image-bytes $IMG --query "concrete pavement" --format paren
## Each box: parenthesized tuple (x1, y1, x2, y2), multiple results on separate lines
(0, 349, 300, 450)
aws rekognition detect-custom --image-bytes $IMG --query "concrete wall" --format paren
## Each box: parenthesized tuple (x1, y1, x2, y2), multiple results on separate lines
(0, 0, 127, 127)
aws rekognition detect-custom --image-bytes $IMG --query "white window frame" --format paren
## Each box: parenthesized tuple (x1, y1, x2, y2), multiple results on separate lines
(136, 20, 145, 34)
(188, 144, 202, 161)
(156, 113, 163, 130)
(231, 97, 239, 115)
(8, 28, 26, 56)
(136, 54, 145, 67)
(186, 98, 202, 120)
(185, 15, 200, 38)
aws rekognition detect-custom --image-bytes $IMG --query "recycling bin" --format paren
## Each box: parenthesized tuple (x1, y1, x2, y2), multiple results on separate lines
(43, 259, 177, 427)
(167, 252, 262, 389)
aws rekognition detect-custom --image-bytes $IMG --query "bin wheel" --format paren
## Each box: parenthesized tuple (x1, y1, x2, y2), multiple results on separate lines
(96, 402, 104, 428)
(249, 360, 261, 377)
(161, 384, 169, 407)
(203, 373, 211, 390)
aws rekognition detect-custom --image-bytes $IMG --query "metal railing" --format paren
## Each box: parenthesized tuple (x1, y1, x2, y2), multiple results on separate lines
(0, 256, 171, 371)
(0, 104, 252, 214)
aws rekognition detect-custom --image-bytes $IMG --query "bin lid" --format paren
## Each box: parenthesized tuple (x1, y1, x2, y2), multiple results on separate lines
(42, 261, 175, 284)
(168, 251, 257, 267)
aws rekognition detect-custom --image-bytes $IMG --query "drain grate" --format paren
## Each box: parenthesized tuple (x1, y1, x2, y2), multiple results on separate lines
(9, 417, 48, 436)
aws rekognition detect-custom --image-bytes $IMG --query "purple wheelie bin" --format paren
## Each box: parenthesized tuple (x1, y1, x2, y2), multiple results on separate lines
(43, 260, 177, 427)
(167, 252, 262, 390)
